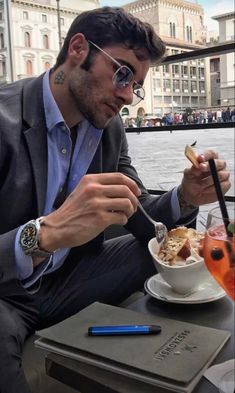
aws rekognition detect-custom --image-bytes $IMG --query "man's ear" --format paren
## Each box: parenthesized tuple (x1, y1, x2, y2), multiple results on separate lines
(68, 33, 89, 64)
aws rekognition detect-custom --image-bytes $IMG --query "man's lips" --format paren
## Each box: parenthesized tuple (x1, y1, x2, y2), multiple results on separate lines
(105, 103, 121, 115)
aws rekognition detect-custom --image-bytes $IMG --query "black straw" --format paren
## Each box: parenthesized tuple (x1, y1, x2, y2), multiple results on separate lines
(209, 159, 232, 237)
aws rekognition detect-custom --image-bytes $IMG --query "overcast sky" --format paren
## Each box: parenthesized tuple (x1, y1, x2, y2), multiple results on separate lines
(100, 0, 234, 31)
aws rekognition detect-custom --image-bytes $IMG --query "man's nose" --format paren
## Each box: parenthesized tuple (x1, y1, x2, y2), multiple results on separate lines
(115, 84, 133, 106)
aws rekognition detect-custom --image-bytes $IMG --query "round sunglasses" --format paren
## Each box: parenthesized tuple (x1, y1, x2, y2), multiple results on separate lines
(88, 40, 145, 106)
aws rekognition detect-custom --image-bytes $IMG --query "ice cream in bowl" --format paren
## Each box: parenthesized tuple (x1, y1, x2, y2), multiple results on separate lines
(148, 227, 210, 294)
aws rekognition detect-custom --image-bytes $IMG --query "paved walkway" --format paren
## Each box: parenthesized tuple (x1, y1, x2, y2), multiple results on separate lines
(127, 127, 234, 231)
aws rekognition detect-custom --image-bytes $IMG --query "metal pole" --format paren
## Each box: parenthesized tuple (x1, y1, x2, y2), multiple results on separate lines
(56, 0, 62, 49)
(4, 0, 14, 82)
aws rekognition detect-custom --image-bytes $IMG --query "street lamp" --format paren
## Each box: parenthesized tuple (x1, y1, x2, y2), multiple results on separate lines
(56, 0, 62, 49)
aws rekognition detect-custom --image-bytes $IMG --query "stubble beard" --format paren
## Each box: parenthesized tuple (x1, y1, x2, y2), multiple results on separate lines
(69, 72, 114, 129)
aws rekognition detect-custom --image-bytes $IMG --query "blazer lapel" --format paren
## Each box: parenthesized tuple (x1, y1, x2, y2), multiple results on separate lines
(22, 75, 48, 216)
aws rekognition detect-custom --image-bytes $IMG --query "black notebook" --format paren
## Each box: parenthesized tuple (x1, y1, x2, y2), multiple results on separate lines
(35, 302, 230, 393)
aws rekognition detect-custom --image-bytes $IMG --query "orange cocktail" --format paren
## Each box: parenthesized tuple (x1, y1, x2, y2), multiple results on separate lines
(204, 223, 235, 300)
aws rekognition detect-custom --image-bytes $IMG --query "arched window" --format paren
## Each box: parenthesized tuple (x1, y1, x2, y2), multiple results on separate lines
(121, 107, 129, 117)
(43, 34, 49, 49)
(169, 22, 176, 38)
(26, 59, 33, 75)
(0, 33, 4, 48)
(24, 32, 31, 47)
(45, 61, 51, 71)
(0, 58, 6, 76)
(186, 26, 192, 42)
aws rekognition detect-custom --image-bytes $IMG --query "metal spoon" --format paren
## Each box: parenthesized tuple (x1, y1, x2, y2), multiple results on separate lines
(138, 202, 167, 243)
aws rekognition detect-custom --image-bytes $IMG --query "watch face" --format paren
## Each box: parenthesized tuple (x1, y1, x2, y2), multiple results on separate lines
(20, 222, 38, 250)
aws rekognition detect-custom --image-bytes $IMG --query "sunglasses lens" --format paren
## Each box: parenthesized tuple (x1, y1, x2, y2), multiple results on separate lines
(113, 66, 133, 88)
(131, 84, 145, 106)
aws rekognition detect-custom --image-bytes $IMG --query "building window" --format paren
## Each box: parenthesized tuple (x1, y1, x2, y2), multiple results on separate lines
(172, 64, 179, 76)
(153, 78, 161, 90)
(199, 96, 206, 105)
(163, 79, 171, 91)
(0, 59, 6, 76)
(23, 11, 28, 20)
(181, 65, 188, 77)
(198, 67, 205, 78)
(121, 107, 129, 116)
(42, 14, 47, 23)
(186, 26, 192, 42)
(191, 80, 197, 93)
(182, 80, 188, 91)
(162, 64, 170, 74)
(0, 33, 4, 49)
(199, 81, 205, 92)
(43, 34, 49, 49)
(163, 96, 171, 104)
(26, 60, 33, 75)
(154, 96, 162, 104)
(169, 22, 176, 38)
(191, 96, 198, 105)
(24, 32, 31, 48)
(173, 79, 180, 91)
(182, 96, 190, 105)
(210, 61, 219, 73)
(190, 66, 197, 78)
(60, 17, 64, 25)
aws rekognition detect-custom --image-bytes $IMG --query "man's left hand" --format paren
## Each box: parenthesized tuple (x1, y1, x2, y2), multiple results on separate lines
(180, 149, 231, 206)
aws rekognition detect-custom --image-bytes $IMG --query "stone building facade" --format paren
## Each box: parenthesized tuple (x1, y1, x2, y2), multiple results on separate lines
(212, 11, 235, 107)
(0, 0, 212, 117)
(0, 0, 100, 84)
(122, 0, 210, 118)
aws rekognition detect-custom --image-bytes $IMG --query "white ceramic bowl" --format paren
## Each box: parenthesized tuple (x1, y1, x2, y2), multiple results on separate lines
(148, 237, 211, 294)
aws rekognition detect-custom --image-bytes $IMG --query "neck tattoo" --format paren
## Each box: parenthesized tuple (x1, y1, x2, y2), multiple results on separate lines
(54, 70, 66, 84)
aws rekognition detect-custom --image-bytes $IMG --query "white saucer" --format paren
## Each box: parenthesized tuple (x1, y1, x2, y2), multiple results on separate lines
(144, 274, 226, 304)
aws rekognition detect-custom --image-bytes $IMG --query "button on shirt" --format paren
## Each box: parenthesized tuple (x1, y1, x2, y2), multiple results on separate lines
(15, 70, 103, 288)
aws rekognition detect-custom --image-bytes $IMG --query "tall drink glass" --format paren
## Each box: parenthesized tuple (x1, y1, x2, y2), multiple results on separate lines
(203, 203, 234, 393)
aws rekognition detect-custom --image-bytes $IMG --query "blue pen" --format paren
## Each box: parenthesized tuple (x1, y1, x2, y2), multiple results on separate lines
(88, 324, 161, 336)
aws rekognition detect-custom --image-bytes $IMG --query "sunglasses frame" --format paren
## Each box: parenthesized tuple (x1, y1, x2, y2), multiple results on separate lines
(88, 40, 145, 106)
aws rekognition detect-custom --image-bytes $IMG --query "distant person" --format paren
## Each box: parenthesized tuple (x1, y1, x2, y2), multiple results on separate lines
(0, 6, 231, 393)
(225, 107, 231, 122)
(222, 109, 226, 122)
(231, 108, 235, 122)
(166, 112, 174, 125)
(216, 109, 222, 123)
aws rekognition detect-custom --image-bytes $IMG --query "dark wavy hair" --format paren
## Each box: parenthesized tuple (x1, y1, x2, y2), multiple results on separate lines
(54, 6, 165, 70)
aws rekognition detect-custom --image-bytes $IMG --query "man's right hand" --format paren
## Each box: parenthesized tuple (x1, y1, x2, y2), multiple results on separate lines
(38, 173, 141, 252)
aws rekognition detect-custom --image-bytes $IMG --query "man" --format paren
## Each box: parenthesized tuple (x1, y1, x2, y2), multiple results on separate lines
(0, 7, 231, 393)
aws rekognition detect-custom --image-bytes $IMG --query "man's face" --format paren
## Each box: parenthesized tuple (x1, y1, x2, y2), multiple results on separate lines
(68, 45, 150, 129)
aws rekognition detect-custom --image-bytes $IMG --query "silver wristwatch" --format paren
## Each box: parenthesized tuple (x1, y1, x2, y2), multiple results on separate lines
(19, 218, 52, 258)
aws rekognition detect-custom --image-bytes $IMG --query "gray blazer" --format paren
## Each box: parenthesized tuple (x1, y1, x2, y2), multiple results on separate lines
(0, 74, 193, 287)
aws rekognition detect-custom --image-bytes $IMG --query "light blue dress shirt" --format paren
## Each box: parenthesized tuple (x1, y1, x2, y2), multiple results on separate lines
(15, 71, 103, 288)
(15, 71, 184, 289)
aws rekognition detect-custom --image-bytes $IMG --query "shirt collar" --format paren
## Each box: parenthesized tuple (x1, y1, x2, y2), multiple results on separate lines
(42, 70, 103, 135)
(43, 70, 65, 132)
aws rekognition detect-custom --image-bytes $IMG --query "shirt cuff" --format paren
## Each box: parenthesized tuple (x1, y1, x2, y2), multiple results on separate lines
(15, 226, 52, 285)
(171, 187, 198, 225)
